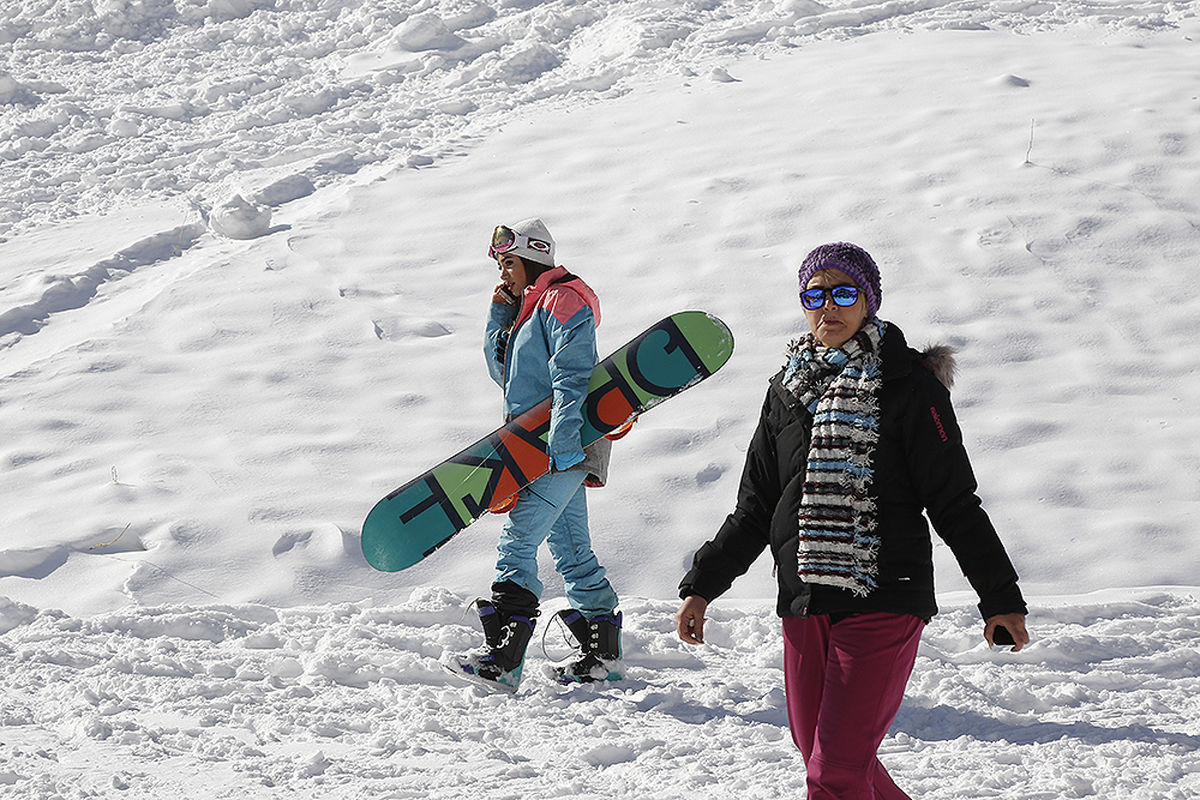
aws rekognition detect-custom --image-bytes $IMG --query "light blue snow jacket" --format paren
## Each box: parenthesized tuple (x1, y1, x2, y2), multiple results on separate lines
(484, 266, 610, 484)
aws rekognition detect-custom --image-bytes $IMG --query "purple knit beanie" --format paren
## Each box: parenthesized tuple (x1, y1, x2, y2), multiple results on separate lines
(797, 242, 882, 317)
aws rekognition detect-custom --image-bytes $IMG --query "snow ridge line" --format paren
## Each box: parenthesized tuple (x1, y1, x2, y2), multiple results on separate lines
(0, 221, 206, 339)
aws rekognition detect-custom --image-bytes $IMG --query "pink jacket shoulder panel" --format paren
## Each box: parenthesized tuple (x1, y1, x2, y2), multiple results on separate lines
(514, 266, 601, 330)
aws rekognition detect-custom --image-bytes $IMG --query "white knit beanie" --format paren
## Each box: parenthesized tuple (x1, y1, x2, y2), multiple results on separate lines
(506, 217, 556, 267)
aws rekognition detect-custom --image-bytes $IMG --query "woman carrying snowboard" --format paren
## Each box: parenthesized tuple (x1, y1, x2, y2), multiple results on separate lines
(446, 218, 623, 692)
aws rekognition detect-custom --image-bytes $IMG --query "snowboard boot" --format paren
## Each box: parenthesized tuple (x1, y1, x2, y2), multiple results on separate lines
(553, 609, 624, 684)
(446, 599, 537, 693)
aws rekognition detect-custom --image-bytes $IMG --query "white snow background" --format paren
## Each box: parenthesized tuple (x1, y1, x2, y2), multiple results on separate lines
(3, 0, 1200, 797)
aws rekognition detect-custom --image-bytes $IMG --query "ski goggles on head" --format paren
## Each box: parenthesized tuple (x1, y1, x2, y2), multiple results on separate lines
(800, 285, 861, 311)
(489, 225, 552, 260)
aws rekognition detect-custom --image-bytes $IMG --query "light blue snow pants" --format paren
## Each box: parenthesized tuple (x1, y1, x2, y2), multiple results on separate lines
(494, 469, 619, 618)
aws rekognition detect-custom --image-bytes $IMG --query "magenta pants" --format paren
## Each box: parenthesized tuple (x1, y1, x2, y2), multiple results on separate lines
(782, 612, 925, 799)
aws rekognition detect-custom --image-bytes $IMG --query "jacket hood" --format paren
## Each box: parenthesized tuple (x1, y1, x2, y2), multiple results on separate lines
(879, 323, 956, 389)
(919, 344, 957, 388)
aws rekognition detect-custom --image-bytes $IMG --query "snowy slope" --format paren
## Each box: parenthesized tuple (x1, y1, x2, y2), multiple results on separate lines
(2, 590, 1198, 798)
(2, 1, 1199, 797)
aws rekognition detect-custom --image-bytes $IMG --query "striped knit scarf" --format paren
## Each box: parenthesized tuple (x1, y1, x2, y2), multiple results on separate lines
(781, 318, 887, 597)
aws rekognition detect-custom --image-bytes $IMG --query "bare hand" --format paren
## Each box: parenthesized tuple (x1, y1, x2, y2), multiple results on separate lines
(493, 283, 517, 305)
(985, 612, 1030, 652)
(676, 595, 709, 645)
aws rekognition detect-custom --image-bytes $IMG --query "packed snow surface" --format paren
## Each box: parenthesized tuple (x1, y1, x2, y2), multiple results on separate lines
(2, 0, 1199, 797)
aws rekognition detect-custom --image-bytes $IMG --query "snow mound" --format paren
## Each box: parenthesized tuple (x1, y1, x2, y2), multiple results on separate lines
(209, 194, 273, 239)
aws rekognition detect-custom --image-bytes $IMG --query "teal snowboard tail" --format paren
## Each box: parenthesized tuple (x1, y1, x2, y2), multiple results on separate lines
(361, 311, 734, 572)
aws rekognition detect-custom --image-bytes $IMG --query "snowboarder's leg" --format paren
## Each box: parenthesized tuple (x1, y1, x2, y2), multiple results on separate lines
(444, 595, 538, 693)
(447, 470, 584, 691)
(544, 484, 618, 617)
(551, 607, 623, 684)
(493, 470, 589, 600)
(536, 484, 622, 683)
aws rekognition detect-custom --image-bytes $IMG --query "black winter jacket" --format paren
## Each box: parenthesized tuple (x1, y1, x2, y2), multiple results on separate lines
(679, 324, 1027, 622)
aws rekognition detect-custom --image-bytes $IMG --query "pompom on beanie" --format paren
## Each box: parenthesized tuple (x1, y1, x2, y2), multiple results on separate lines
(797, 242, 882, 317)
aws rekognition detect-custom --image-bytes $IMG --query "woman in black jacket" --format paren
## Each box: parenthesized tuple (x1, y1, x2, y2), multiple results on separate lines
(675, 242, 1029, 799)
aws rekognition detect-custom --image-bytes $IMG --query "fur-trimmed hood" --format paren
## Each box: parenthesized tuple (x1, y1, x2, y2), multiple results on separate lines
(876, 323, 957, 390)
(919, 344, 957, 389)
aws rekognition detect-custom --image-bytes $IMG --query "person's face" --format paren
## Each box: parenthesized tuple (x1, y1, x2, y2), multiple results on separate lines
(803, 269, 868, 348)
(497, 254, 529, 296)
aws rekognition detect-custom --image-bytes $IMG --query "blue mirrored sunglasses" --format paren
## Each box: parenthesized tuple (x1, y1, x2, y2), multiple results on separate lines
(800, 285, 861, 311)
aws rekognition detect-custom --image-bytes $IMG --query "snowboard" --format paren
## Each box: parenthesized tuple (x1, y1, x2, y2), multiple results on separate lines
(361, 310, 734, 572)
